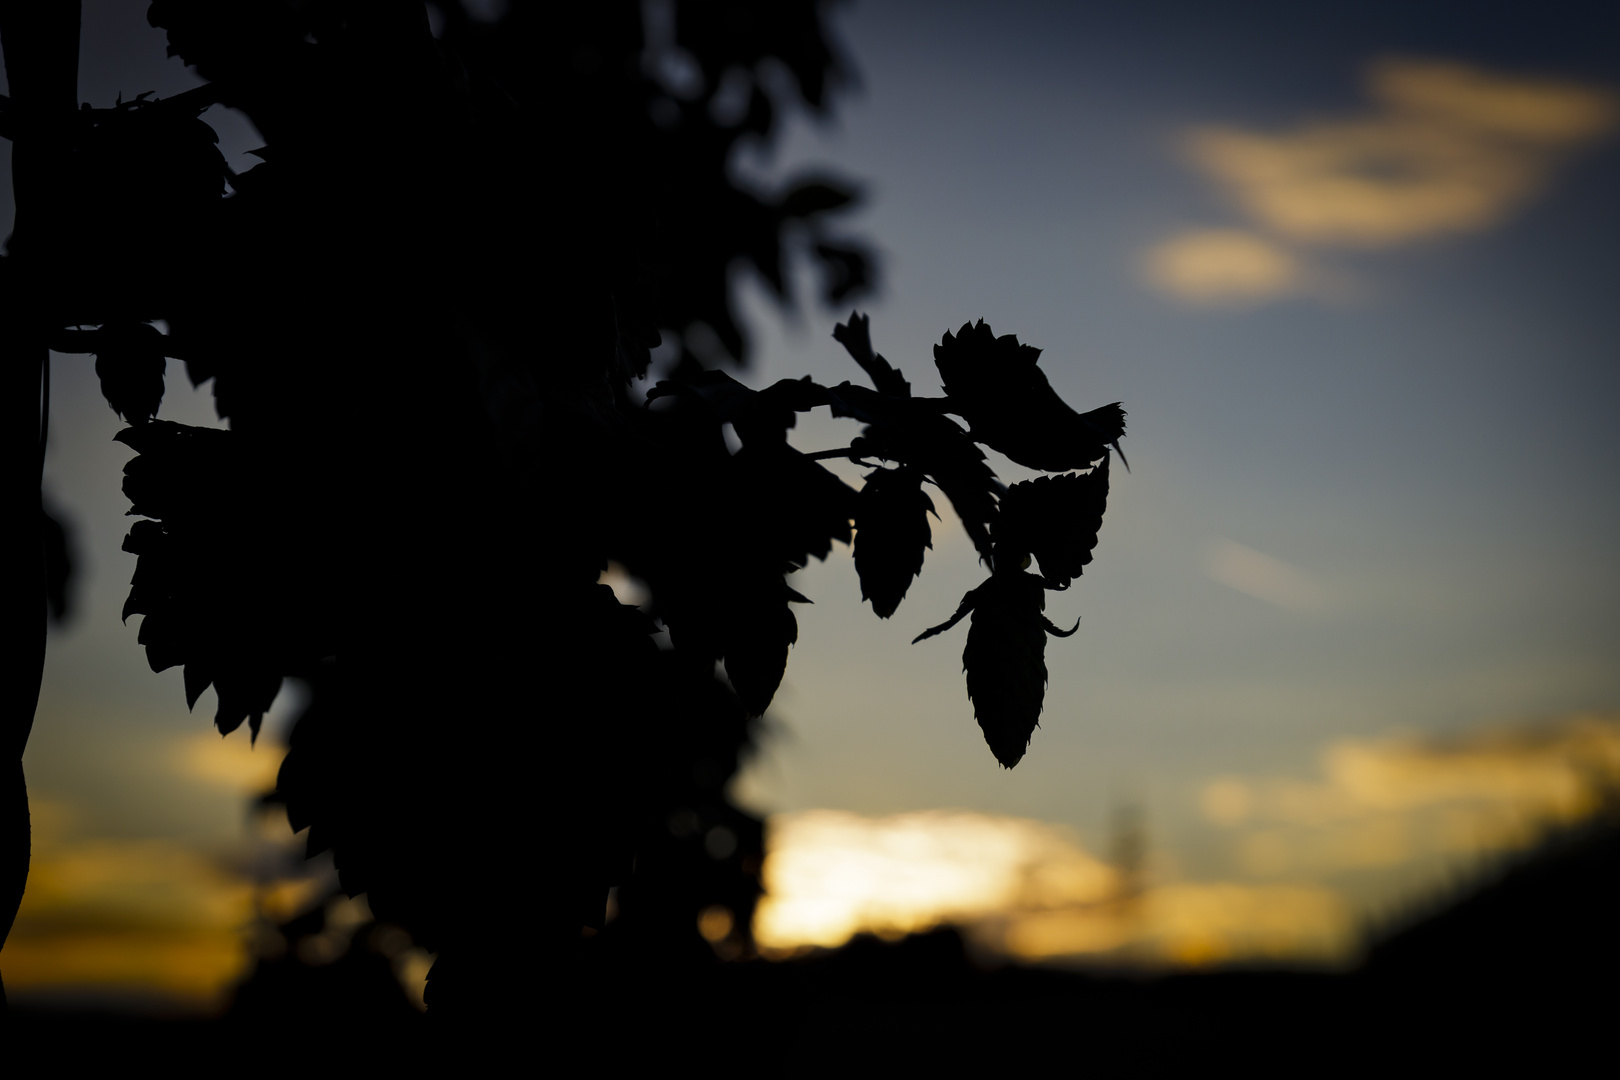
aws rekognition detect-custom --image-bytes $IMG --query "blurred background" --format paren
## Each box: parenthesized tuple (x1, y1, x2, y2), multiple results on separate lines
(5, 0, 1620, 1017)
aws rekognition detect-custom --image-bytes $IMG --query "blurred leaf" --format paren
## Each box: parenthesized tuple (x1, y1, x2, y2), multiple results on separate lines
(722, 585, 802, 717)
(813, 242, 873, 304)
(733, 441, 856, 568)
(647, 370, 831, 446)
(41, 501, 75, 624)
(780, 178, 857, 219)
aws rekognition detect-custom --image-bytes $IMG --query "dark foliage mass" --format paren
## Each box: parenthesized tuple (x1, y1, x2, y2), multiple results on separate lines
(0, 0, 1123, 1023)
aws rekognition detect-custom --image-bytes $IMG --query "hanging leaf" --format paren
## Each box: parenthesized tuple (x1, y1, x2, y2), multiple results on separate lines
(993, 454, 1111, 588)
(914, 570, 1078, 768)
(84, 322, 169, 424)
(933, 319, 1125, 472)
(732, 441, 857, 570)
(854, 465, 933, 618)
(826, 381, 1002, 562)
(212, 666, 283, 741)
(722, 582, 806, 717)
(115, 420, 315, 740)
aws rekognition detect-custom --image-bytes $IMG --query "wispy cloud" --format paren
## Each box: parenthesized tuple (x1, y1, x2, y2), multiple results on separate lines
(2, 829, 255, 1005)
(1142, 229, 1306, 307)
(1147, 57, 1619, 304)
(1200, 714, 1620, 879)
(1203, 538, 1331, 611)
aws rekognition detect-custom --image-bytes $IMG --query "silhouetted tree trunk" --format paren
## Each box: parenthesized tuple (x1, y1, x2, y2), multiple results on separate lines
(0, 0, 77, 1010)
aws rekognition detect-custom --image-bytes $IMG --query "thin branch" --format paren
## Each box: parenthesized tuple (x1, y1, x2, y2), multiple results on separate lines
(805, 446, 868, 462)
(912, 590, 978, 644)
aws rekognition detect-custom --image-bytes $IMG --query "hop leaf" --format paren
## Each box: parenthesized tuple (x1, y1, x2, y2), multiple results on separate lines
(914, 570, 1078, 768)
(733, 442, 857, 570)
(933, 319, 1124, 472)
(116, 420, 311, 741)
(722, 582, 804, 717)
(832, 311, 909, 398)
(993, 455, 1111, 588)
(87, 322, 169, 424)
(853, 466, 934, 618)
(115, 421, 234, 520)
(826, 381, 1002, 562)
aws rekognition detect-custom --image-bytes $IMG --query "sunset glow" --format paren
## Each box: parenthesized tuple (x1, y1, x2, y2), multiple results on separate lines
(754, 716, 1620, 969)
(8, 1, 1620, 1020)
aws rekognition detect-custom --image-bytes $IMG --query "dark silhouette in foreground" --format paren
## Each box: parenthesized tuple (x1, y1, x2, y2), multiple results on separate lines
(1, 1, 1126, 1030)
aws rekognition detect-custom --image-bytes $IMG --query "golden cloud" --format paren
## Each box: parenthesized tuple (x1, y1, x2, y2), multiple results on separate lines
(1148, 57, 1618, 303)
(1185, 58, 1617, 248)
(756, 718, 1620, 969)
(1142, 229, 1304, 306)
(1001, 883, 1351, 968)
(755, 810, 1119, 951)
(1201, 714, 1620, 879)
(1368, 57, 1620, 144)
(0, 740, 295, 1007)
(1184, 118, 1542, 247)
(754, 809, 1355, 968)
(3, 835, 255, 1007)
(3, 771, 421, 1012)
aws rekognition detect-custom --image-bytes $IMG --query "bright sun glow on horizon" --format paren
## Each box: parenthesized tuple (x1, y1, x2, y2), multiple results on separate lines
(4, 729, 432, 1012)
(753, 714, 1620, 970)
(7, 704, 1618, 1004)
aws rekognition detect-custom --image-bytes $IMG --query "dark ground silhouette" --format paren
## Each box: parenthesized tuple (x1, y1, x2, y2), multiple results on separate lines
(7, 806, 1617, 1068)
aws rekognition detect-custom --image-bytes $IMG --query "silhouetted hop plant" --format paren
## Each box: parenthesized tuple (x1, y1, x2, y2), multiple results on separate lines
(0, 1, 1124, 1021)
(660, 311, 1125, 767)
